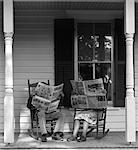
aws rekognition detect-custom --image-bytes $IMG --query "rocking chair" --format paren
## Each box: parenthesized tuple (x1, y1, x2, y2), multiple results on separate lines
(70, 78, 109, 139)
(27, 79, 64, 140)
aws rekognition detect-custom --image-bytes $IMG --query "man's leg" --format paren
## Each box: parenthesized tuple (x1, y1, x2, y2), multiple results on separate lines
(47, 111, 65, 140)
(38, 109, 47, 134)
(38, 109, 47, 142)
(53, 112, 65, 133)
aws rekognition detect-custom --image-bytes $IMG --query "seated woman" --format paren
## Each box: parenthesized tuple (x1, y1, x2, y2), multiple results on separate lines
(67, 74, 98, 142)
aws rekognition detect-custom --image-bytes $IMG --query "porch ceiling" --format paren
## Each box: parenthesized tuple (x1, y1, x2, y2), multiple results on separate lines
(14, 1, 124, 10)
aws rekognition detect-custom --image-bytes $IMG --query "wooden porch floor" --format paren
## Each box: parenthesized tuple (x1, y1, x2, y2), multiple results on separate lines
(0, 132, 138, 150)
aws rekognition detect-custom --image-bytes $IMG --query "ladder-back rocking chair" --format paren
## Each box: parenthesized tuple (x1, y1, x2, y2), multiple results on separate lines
(70, 78, 109, 139)
(27, 79, 64, 140)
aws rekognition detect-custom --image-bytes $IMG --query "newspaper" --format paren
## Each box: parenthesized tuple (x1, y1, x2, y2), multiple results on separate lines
(70, 80, 85, 95)
(32, 82, 63, 112)
(83, 78, 106, 96)
(70, 78, 107, 109)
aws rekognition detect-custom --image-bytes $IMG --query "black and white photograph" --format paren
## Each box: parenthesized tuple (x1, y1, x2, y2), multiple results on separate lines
(0, 0, 138, 149)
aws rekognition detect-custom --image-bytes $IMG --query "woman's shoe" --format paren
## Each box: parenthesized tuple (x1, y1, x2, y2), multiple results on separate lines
(67, 136, 77, 142)
(77, 135, 86, 142)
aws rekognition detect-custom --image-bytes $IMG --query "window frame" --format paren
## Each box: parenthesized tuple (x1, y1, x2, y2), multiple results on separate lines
(74, 20, 114, 107)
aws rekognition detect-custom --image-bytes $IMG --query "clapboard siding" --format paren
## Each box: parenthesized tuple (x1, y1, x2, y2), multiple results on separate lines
(12, 9, 66, 133)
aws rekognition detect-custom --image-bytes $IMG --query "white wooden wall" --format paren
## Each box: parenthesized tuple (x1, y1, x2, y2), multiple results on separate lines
(0, 6, 138, 133)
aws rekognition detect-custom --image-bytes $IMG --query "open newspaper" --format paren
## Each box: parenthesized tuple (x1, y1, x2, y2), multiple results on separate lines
(70, 78, 107, 109)
(32, 82, 64, 113)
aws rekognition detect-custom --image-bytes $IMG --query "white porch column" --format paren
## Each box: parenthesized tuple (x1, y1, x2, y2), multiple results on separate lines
(3, 0, 14, 144)
(124, 0, 136, 143)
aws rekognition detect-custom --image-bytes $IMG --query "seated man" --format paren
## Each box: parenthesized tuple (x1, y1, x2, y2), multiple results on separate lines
(27, 95, 65, 142)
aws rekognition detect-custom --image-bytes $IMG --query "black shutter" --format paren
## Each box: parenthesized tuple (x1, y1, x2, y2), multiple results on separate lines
(114, 19, 126, 107)
(54, 19, 74, 107)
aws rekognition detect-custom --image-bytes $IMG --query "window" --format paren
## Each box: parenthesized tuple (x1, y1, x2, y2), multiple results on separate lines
(54, 19, 125, 107)
(77, 23, 113, 103)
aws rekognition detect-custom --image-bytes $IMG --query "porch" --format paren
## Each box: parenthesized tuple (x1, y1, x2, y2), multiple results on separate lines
(0, 132, 138, 150)
(0, 0, 137, 146)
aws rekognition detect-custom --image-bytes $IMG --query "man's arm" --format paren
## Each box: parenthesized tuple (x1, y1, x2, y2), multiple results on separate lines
(27, 96, 36, 110)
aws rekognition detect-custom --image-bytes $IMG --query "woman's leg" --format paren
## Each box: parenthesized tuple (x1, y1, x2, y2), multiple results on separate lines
(67, 119, 80, 141)
(73, 119, 80, 137)
(82, 121, 89, 137)
(77, 121, 88, 142)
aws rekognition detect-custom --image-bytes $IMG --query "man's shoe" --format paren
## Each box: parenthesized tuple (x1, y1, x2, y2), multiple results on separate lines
(41, 134, 47, 142)
(52, 132, 64, 140)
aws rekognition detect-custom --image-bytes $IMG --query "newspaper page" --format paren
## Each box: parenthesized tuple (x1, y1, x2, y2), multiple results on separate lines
(71, 95, 88, 109)
(70, 80, 85, 95)
(35, 82, 63, 101)
(83, 78, 106, 96)
(32, 95, 50, 111)
(87, 96, 107, 108)
(50, 83, 64, 100)
(35, 82, 53, 99)
(47, 99, 60, 113)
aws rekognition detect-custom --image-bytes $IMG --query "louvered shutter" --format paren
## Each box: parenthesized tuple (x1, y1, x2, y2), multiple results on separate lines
(114, 19, 126, 107)
(54, 19, 74, 107)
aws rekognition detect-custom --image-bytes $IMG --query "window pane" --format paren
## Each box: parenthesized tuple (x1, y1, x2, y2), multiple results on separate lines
(95, 63, 111, 101)
(78, 63, 93, 80)
(95, 35, 111, 61)
(104, 36, 112, 61)
(78, 23, 94, 61)
(78, 23, 112, 61)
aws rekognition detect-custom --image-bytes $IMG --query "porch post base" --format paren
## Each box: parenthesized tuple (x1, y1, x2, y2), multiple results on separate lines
(125, 95, 136, 143)
(4, 89, 14, 144)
